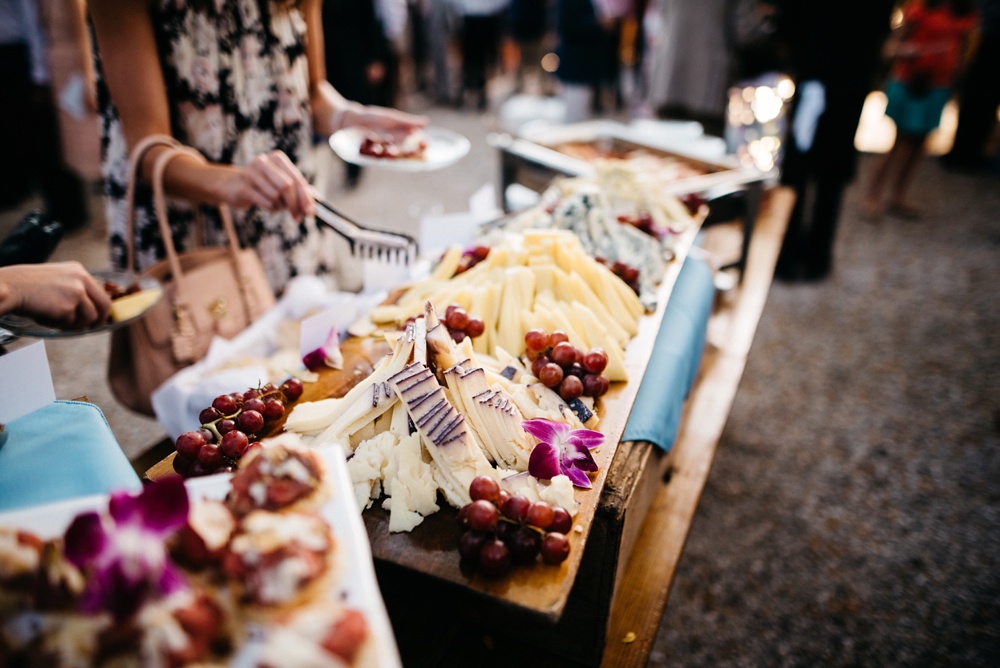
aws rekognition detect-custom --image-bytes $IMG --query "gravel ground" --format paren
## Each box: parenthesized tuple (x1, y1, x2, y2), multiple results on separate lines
(652, 155, 1000, 666)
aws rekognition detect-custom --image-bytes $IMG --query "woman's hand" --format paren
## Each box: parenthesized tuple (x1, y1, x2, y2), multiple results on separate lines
(213, 150, 315, 219)
(0, 262, 112, 330)
(346, 105, 429, 139)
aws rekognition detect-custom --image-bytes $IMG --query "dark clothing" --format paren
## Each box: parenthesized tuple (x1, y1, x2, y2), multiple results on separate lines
(511, 0, 550, 40)
(775, 0, 895, 279)
(461, 13, 503, 105)
(555, 0, 611, 85)
(322, 0, 390, 106)
(945, 0, 1000, 168)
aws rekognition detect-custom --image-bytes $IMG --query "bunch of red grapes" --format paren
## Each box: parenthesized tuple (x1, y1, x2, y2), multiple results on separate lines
(595, 257, 640, 295)
(172, 378, 304, 477)
(453, 245, 490, 276)
(443, 303, 485, 343)
(617, 211, 658, 237)
(457, 476, 572, 576)
(524, 329, 610, 401)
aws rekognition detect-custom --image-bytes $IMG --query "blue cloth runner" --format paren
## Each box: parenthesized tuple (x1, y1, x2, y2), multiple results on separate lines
(0, 400, 142, 512)
(622, 255, 715, 451)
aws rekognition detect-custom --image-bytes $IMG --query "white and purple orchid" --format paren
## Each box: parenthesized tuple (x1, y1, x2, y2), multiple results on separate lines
(524, 418, 604, 489)
(63, 477, 190, 621)
(303, 325, 344, 372)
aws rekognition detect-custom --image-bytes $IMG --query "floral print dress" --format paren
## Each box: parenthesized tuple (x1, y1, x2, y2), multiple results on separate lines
(97, 0, 330, 293)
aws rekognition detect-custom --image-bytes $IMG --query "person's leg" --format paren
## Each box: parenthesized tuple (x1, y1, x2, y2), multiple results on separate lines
(801, 177, 847, 280)
(863, 140, 900, 219)
(887, 133, 926, 217)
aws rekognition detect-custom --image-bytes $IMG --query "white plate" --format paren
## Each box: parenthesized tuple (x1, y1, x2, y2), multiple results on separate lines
(0, 270, 162, 338)
(329, 126, 471, 172)
(0, 444, 401, 668)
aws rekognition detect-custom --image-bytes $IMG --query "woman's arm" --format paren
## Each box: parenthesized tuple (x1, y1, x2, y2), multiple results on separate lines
(88, 0, 313, 218)
(301, 0, 427, 138)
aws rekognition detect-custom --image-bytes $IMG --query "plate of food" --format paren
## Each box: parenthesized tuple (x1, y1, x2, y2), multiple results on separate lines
(0, 438, 401, 668)
(329, 126, 471, 172)
(0, 269, 162, 338)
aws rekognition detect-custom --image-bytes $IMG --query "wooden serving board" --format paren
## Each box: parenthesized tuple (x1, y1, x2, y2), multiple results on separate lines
(147, 220, 702, 623)
(359, 221, 703, 622)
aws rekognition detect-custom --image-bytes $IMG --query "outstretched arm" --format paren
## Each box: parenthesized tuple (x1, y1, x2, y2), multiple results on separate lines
(0, 263, 112, 330)
(301, 0, 427, 138)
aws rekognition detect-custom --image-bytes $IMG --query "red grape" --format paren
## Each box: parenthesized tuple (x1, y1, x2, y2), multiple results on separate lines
(217, 419, 236, 436)
(502, 495, 530, 522)
(220, 430, 249, 458)
(524, 329, 548, 352)
(497, 489, 511, 510)
(445, 303, 458, 319)
(466, 500, 499, 532)
(583, 348, 608, 374)
(197, 442, 224, 467)
(531, 355, 551, 378)
(560, 375, 584, 400)
(623, 266, 640, 284)
(469, 476, 500, 503)
(583, 373, 604, 398)
(196, 428, 215, 444)
(541, 532, 570, 565)
(243, 388, 260, 400)
(446, 307, 469, 331)
(263, 398, 285, 421)
(237, 409, 264, 435)
(459, 530, 490, 561)
(550, 506, 573, 534)
(212, 394, 237, 415)
(539, 363, 564, 389)
(548, 331, 569, 347)
(466, 318, 485, 338)
(243, 397, 266, 415)
(551, 342, 577, 367)
(173, 455, 194, 476)
(280, 378, 303, 402)
(507, 526, 542, 564)
(478, 539, 511, 576)
(471, 245, 490, 261)
(595, 375, 611, 397)
(175, 431, 206, 459)
(199, 407, 220, 424)
(450, 328, 466, 343)
(566, 362, 586, 379)
(527, 501, 554, 530)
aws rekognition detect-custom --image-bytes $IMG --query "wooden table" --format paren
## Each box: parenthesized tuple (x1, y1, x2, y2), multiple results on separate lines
(146, 186, 792, 666)
(366, 186, 793, 667)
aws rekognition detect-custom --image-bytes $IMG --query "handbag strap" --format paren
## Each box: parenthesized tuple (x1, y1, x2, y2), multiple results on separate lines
(148, 145, 268, 328)
(124, 134, 182, 274)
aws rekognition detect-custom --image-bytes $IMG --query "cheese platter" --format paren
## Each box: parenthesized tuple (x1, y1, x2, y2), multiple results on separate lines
(143, 165, 707, 623)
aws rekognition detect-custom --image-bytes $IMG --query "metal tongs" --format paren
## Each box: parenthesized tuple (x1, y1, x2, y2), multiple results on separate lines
(312, 190, 417, 265)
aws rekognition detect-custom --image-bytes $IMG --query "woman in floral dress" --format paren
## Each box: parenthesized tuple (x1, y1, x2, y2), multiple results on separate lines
(89, 0, 425, 293)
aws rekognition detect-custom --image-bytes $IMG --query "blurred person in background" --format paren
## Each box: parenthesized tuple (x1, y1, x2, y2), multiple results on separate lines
(642, 0, 730, 135)
(323, 0, 392, 189)
(375, 0, 409, 106)
(458, 0, 510, 110)
(941, 0, 1000, 172)
(555, 0, 616, 123)
(426, 0, 460, 105)
(509, 0, 552, 94)
(862, 0, 978, 220)
(0, 0, 88, 230)
(775, 0, 896, 281)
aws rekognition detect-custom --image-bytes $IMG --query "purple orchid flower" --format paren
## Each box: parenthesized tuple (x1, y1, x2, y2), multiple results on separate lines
(524, 418, 604, 489)
(63, 477, 190, 621)
(303, 326, 343, 372)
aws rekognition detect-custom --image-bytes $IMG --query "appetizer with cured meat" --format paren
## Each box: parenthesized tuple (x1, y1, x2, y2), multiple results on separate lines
(358, 130, 428, 160)
(223, 510, 336, 609)
(258, 603, 374, 668)
(226, 438, 329, 516)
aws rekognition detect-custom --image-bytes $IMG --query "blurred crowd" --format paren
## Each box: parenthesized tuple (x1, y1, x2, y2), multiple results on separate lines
(2, 0, 998, 282)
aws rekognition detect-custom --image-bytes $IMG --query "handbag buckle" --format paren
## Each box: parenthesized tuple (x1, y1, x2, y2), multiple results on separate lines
(208, 297, 228, 321)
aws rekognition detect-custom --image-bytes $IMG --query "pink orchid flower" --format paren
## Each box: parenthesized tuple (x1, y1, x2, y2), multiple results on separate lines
(524, 418, 604, 489)
(64, 477, 190, 620)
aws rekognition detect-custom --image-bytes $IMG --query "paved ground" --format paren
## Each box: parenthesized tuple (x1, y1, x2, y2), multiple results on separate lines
(2, 92, 999, 666)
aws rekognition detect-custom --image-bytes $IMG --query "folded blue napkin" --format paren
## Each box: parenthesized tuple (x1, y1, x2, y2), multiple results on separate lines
(622, 255, 715, 451)
(0, 400, 142, 512)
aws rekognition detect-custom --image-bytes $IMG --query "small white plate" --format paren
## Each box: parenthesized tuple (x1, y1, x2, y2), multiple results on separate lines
(329, 126, 471, 172)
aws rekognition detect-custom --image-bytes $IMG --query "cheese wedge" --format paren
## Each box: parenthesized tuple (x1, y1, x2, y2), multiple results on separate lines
(110, 288, 162, 322)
